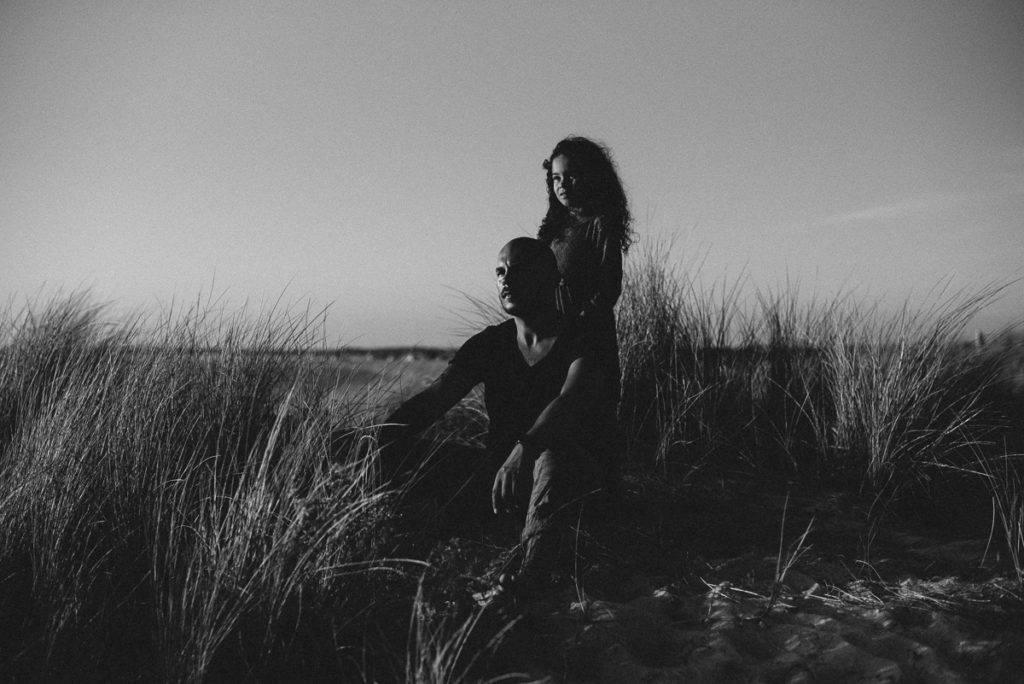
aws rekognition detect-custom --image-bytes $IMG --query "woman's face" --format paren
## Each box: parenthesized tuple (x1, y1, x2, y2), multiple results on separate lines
(550, 154, 584, 212)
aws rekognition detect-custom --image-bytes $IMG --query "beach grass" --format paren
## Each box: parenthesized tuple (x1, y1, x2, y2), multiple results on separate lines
(0, 252, 1020, 679)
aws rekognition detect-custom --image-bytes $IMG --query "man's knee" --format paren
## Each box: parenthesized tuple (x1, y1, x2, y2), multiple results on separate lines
(532, 443, 598, 486)
(530, 447, 578, 494)
(531, 449, 560, 481)
(528, 447, 585, 515)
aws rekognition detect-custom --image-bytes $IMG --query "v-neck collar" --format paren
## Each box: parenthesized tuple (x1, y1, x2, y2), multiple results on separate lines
(513, 326, 561, 369)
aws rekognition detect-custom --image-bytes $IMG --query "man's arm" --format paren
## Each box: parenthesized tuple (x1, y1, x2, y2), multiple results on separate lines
(383, 365, 477, 440)
(522, 356, 601, 448)
(492, 356, 602, 513)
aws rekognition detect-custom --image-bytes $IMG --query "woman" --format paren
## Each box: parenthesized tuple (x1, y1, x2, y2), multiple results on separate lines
(538, 136, 633, 487)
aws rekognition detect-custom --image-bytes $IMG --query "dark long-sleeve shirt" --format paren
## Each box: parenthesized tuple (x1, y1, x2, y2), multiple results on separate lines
(542, 217, 623, 413)
(544, 217, 622, 321)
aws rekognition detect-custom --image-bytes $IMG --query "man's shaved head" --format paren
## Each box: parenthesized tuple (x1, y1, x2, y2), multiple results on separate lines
(498, 238, 559, 284)
(495, 238, 559, 318)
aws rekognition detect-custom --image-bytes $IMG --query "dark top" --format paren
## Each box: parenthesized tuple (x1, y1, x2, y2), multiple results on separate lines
(448, 319, 595, 457)
(543, 216, 623, 410)
(544, 217, 623, 321)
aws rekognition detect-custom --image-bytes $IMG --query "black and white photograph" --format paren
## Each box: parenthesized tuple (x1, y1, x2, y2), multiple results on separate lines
(2, 1, 1023, 680)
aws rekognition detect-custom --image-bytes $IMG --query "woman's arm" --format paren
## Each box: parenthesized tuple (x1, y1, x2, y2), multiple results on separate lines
(580, 221, 623, 315)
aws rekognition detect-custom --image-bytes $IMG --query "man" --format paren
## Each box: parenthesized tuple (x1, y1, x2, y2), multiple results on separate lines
(381, 237, 606, 600)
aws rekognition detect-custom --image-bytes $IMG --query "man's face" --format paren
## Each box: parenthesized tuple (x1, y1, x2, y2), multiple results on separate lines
(495, 244, 549, 317)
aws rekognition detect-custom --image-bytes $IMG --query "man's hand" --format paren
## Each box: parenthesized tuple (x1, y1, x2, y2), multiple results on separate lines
(491, 443, 531, 515)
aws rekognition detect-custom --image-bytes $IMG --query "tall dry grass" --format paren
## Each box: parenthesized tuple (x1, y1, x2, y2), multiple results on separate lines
(0, 243, 1019, 677)
(617, 242, 1011, 497)
(405, 579, 522, 683)
(0, 295, 409, 679)
(975, 450, 1024, 580)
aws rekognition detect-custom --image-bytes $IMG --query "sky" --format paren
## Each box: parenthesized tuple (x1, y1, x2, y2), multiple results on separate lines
(2, 1, 1022, 347)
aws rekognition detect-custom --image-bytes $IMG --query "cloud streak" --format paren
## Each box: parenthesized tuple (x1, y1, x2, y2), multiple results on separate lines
(821, 184, 1024, 227)
(822, 193, 973, 225)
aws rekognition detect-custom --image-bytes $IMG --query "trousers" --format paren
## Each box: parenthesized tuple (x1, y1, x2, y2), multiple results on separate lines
(516, 444, 603, 586)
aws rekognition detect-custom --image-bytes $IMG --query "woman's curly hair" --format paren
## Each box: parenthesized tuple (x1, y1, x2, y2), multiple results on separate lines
(538, 136, 633, 253)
